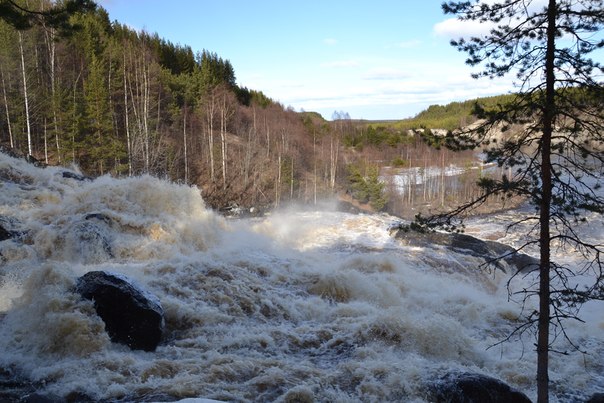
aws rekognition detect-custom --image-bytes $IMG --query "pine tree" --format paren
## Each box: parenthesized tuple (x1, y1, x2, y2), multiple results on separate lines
(420, 1, 604, 401)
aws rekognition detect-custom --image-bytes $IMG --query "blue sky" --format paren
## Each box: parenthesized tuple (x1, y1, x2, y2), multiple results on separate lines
(97, 0, 514, 120)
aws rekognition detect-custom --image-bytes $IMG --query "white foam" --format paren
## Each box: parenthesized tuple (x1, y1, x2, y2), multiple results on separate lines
(0, 151, 602, 402)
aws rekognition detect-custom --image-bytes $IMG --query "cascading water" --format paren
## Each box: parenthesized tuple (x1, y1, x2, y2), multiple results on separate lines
(0, 151, 602, 402)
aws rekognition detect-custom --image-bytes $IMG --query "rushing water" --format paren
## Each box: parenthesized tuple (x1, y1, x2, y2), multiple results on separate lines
(0, 152, 602, 402)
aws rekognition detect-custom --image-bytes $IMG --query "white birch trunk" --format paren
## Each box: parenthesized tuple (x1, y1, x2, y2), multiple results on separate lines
(18, 32, 32, 157)
(0, 66, 13, 148)
(123, 54, 132, 176)
(183, 108, 188, 184)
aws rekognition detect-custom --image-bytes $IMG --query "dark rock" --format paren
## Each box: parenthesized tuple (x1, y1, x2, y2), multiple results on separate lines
(76, 271, 164, 351)
(61, 171, 92, 181)
(587, 392, 604, 403)
(0, 367, 37, 403)
(64, 391, 95, 402)
(26, 154, 46, 168)
(431, 372, 531, 403)
(0, 216, 26, 242)
(22, 392, 63, 403)
(0, 144, 24, 159)
(393, 228, 538, 273)
(0, 224, 11, 241)
(84, 213, 112, 226)
(220, 202, 242, 216)
(336, 199, 364, 214)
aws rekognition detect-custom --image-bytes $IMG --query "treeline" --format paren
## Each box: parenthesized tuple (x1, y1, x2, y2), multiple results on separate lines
(0, 1, 520, 215)
(0, 1, 352, 210)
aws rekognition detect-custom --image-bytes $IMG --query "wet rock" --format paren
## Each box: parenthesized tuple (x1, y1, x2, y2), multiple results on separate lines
(22, 392, 63, 402)
(393, 228, 538, 273)
(0, 144, 24, 159)
(84, 213, 112, 226)
(0, 367, 37, 403)
(76, 271, 164, 351)
(0, 224, 11, 241)
(63, 390, 96, 402)
(0, 216, 24, 242)
(587, 393, 604, 403)
(25, 154, 46, 168)
(61, 171, 92, 181)
(65, 219, 113, 263)
(220, 202, 243, 216)
(431, 372, 531, 403)
(336, 199, 364, 214)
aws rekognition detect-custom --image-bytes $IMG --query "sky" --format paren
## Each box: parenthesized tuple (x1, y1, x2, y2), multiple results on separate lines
(96, 0, 515, 120)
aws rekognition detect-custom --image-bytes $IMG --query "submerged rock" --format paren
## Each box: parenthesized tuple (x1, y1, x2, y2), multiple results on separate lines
(431, 372, 531, 403)
(76, 271, 164, 352)
(64, 217, 113, 263)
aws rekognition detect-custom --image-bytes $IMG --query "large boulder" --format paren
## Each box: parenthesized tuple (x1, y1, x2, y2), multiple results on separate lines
(431, 372, 532, 403)
(76, 271, 164, 352)
(587, 393, 604, 403)
(61, 170, 92, 181)
(392, 227, 538, 273)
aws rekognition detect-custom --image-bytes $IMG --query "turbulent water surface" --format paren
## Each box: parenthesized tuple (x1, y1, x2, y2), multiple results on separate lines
(0, 152, 602, 402)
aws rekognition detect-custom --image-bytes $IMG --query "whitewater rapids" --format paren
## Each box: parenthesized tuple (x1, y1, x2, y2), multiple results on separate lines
(0, 152, 602, 402)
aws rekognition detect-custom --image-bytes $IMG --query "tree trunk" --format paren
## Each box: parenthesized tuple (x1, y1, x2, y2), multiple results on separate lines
(43, 119, 48, 164)
(207, 94, 215, 181)
(537, 1, 556, 402)
(220, 94, 227, 190)
(18, 31, 32, 157)
(330, 134, 338, 189)
(313, 129, 317, 205)
(43, 25, 61, 163)
(123, 55, 132, 176)
(290, 156, 294, 199)
(183, 107, 188, 184)
(0, 66, 14, 148)
(276, 153, 281, 207)
(142, 63, 150, 173)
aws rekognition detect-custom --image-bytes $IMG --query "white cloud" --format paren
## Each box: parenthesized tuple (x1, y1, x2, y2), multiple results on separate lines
(321, 60, 360, 68)
(433, 17, 495, 39)
(363, 68, 410, 81)
(323, 38, 338, 46)
(238, 58, 517, 120)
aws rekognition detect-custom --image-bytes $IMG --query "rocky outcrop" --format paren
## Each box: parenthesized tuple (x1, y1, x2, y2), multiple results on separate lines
(76, 271, 164, 352)
(431, 372, 532, 403)
(392, 227, 538, 273)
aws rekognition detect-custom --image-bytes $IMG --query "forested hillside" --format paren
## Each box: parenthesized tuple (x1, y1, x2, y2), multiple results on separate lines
(0, 2, 342, 209)
(0, 1, 510, 215)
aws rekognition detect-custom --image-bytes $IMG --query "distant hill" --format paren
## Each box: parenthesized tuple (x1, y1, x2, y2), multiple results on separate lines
(387, 94, 517, 132)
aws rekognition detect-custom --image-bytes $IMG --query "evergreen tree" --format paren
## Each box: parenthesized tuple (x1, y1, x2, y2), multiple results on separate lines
(0, 0, 96, 34)
(348, 163, 388, 211)
(84, 53, 117, 173)
(418, 1, 604, 401)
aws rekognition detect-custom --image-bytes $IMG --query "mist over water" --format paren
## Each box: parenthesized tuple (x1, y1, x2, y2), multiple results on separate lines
(0, 152, 602, 402)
